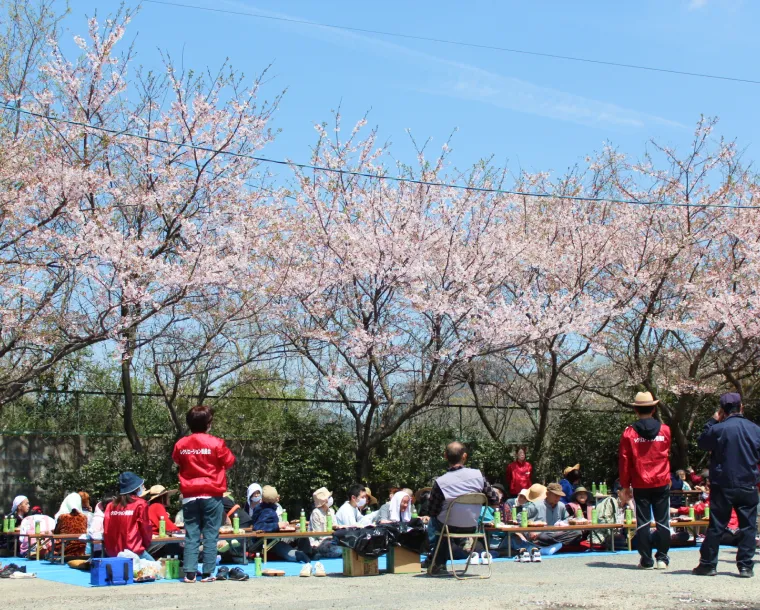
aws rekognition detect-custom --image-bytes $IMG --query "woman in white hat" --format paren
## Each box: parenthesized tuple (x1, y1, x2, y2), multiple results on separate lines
(309, 487, 341, 559)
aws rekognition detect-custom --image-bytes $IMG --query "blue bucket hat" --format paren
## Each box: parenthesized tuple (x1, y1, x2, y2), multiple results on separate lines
(119, 471, 145, 495)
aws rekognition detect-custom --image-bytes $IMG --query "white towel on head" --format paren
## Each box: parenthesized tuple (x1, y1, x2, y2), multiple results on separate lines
(389, 491, 412, 522)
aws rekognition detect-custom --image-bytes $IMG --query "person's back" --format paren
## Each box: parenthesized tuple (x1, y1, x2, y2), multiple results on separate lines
(699, 413, 760, 488)
(251, 501, 280, 532)
(435, 466, 488, 527)
(103, 494, 151, 557)
(173, 432, 235, 498)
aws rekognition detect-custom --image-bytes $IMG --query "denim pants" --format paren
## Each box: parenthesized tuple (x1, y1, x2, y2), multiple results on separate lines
(183, 497, 223, 576)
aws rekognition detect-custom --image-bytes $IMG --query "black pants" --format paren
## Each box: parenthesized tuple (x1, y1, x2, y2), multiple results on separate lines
(536, 530, 583, 548)
(633, 486, 670, 565)
(699, 485, 758, 570)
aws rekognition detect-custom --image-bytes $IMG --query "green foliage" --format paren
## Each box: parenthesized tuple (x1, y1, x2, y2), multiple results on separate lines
(542, 409, 636, 486)
(36, 437, 176, 509)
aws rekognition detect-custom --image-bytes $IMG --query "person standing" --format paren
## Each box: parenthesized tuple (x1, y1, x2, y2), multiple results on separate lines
(505, 447, 533, 498)
(619, 391, 672, 570)
(173, 405, 236, 583)
(693, 393, 760, 578)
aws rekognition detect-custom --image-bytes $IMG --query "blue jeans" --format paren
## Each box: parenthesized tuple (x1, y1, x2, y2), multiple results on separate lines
(183, 497, 223, 576)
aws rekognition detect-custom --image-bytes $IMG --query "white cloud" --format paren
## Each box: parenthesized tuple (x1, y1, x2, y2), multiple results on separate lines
(220, 1, 684, 130)
(688, 0, 709, 9)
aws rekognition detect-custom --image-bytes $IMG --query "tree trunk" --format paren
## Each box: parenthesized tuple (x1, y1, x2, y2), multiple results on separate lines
(531, 398, 550, 471)
(121, 356, 143, 452)
(355, 444, 371, 481)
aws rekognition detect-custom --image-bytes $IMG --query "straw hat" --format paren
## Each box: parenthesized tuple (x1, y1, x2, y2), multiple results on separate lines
(144, 485, 178, 503)
(312, 487, 332, 505)
(413, 487, 432, 504)
(525, 484, 547, 503)
(364, 486, 378, 506)
(262, 485, 279, 504)
(629, 391, 659, 407)
(563, 464, 580, 476)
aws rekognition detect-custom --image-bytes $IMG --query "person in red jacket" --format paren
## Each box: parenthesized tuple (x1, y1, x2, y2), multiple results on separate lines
(172, 405, 235, 583)
(103, 471, 153, 560)
(505, 447, 533, 498)
(619, 391, 672, 570)
(145, 485, 181, 536)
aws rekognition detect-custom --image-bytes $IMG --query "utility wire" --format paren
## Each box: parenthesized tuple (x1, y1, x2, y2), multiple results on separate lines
(4, 103, 758, 209)
(143, 0, 760, 86)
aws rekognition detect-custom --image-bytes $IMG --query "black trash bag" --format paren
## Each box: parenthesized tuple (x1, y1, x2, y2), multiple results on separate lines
(397, 519, 427, 553)
(333, 525, 398, 558)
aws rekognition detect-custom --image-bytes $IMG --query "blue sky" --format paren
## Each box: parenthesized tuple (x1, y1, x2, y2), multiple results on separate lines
(60, 0, 758, 177)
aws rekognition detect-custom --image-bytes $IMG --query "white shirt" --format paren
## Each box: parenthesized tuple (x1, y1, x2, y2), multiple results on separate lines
(335, 501, 361, 527)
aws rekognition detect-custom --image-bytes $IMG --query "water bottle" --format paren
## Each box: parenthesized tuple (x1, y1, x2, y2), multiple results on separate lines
(233, 512, 240, 534)
(159, 515, 166, 537)
(326, 513, 333, 531)
(35, 520, 41, 535)
(172, 555, 180, 579)
(576, 508, 582, 519)
(520, 510, 528, 527)
(494, 508, 501, 525)
(9, 517, 15, 531)
(300, 509, 306, 533)
(591, 482, 597, 496)
(704, 505, 710, 520)
(255, 553, 262, 577)
(591, 508, 598, 524)
(625, 508, 633, 525)
(601, 483, 607, 496)
(412, 507, 419, 519)
(281, 510, 288, 523)
(689, 506, 695, 520)
(2, 516, 8, 533)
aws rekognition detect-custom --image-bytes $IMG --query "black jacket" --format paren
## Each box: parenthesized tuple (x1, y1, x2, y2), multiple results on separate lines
(698, 414, 760, 489)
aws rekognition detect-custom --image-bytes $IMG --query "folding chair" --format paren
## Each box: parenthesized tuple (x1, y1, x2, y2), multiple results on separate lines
(427, 492, 491, 579)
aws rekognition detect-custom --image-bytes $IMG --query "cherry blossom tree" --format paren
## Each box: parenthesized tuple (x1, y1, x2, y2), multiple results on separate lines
(0, 11, 282, 449)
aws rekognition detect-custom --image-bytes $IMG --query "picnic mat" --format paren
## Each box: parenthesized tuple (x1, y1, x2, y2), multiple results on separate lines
(5, 548, 699, 588)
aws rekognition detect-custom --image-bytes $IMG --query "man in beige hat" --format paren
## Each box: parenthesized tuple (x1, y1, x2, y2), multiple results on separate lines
(619, 391, 672, 570)
(524, 482, 582, 555)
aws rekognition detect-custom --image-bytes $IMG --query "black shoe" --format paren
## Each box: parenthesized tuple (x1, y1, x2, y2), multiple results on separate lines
(215, 566, 230, 581)
(738, 567, 754, 579)
(0, 564, 23, 579)
(229, 567, 249, 581)
(692, 564, 717, 576)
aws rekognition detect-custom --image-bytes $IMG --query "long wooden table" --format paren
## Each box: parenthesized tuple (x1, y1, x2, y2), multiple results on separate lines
(487, 519, 710, 556)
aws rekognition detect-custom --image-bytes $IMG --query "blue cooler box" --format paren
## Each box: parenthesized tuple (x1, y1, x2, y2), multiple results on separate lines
(90, 557, 134, 586)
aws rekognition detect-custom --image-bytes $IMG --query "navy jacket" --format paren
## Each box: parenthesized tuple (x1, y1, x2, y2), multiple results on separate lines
(698, 414, 760, 489)
(251, 502, 280, 532)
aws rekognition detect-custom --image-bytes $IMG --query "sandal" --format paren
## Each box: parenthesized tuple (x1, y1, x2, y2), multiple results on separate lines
(200, 575, 216, 583)
(229, 567, 249, 581)
(182, 576, 196, 583)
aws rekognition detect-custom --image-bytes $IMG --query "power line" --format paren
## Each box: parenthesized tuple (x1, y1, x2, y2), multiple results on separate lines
(4, 103, 758, 209)
(143, 0, 760, 86)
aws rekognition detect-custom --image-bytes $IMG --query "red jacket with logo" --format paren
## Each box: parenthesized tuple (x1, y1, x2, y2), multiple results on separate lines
(103, 496, 152, 557)
(172, 432, 236, 497)
(505, 460, 533, 497)
(619, 421, 671, 489)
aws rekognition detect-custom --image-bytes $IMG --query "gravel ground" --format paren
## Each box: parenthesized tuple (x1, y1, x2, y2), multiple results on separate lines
(2, 548, 759, 610)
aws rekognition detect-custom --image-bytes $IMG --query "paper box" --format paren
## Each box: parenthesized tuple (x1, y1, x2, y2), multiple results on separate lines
(386, 545, 421, 574)
(342, 548, 379, 577)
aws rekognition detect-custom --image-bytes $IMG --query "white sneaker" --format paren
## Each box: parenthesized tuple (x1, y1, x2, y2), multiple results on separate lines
(656, 559, 669, 570)
(514, 548, 526, 562)
(299, 563, 312, 577)
(313, 562, 326, 577)
(480, 552, 492, 565)
(468, 552, 481, 565)
(530, 547, 542, 563)
(519, 548, 532, 563)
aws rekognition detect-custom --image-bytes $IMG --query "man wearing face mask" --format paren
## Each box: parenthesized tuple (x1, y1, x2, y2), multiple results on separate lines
(335, 484, 367, 527)
(309, 487, 342, 558)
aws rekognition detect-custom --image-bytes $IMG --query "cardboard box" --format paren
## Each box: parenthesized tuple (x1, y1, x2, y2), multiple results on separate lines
(387, 545, 421, 574)
(342, 547, 379, 577)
